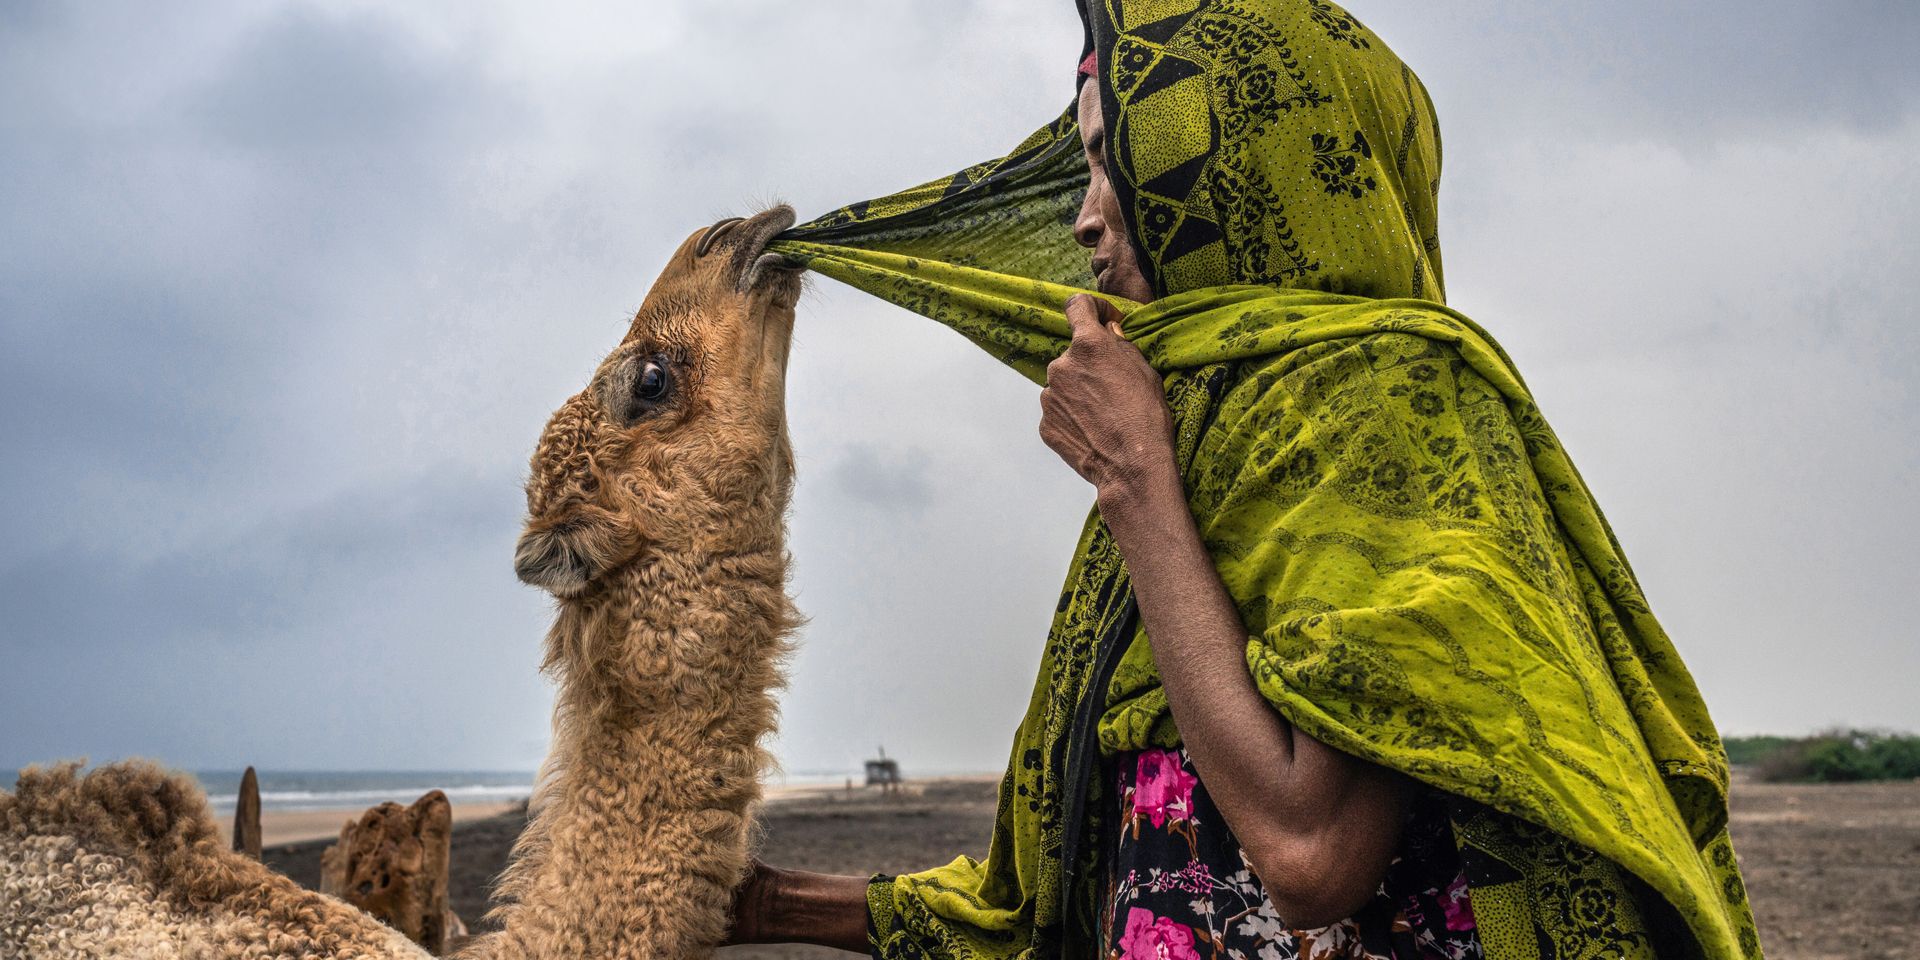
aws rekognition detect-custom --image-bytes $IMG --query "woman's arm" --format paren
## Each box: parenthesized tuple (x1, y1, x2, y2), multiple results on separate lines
(725, 862, 870, 952)
(1040, 295, 1411, 928)
(1099, 461, 1411, 927)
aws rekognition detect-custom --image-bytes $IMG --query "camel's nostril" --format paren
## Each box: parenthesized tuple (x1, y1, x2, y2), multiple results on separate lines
(728, 206, 799, 292)
(694, 217, 746, 257)
(742, 251, 803, 295)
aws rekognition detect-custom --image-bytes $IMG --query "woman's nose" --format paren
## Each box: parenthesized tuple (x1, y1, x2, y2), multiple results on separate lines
(1074, 188, 1104, 250)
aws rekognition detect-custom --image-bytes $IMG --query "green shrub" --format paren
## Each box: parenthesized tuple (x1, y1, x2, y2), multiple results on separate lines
(1740, 729, 1920, 783)
(1723, 735, 1794, 767)
(1865, 735, 1920, 779)
(1802, 738, 1877, 782)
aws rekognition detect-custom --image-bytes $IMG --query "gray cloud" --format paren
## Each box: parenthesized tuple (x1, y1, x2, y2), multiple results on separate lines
(188, 10, 500, 152)
(1370, 1, 1920, 144)
(824, 443, 935, 514)
(3, 0, 1916, 779)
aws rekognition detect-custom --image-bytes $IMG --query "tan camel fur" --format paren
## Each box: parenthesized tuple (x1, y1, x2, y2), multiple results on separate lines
(464, 203, 803, 959)
(0, 205, 806, 960)
(0, 761, 430, 959)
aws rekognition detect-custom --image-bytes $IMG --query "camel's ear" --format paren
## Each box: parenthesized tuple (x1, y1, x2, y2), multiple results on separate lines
(513, 511, 641, 598)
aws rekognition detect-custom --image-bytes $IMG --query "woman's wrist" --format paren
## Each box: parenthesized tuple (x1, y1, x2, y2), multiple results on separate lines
(748, 867, 872, 953)
(1095, 453, 1184, 532)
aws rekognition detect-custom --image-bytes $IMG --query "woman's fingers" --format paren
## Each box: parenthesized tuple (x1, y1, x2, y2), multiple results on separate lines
(1066, 293, 1127, 343)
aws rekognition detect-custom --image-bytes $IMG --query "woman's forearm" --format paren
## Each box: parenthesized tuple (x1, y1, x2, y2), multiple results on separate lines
(1097, 464, 1410, 928)
(730, 866, 870, 953)
(1097, 464, 1302, 773)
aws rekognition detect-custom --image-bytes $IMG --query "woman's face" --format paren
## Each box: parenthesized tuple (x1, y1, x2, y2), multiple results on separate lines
(1075, 79, 1155, 302)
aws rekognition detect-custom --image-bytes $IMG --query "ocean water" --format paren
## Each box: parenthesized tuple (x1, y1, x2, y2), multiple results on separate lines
(192, 770, 538, 815)
(187, 768, 887, 815)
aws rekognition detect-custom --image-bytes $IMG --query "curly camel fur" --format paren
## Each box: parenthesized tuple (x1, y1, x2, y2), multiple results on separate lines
(467, 203, 803, 959)
(0, 761, 430, 958)
(0, 205, 806, 960)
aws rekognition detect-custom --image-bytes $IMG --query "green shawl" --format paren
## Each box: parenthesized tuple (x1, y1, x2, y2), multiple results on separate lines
(769, 2, 1763, 959)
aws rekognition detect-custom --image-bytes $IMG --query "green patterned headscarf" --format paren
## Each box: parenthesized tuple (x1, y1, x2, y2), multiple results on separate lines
(769, 2, 1763, 959)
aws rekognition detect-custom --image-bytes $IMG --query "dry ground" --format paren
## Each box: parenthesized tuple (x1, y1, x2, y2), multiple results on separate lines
(1728, 773, 1920, 959)
(260, 774, 1920, 958)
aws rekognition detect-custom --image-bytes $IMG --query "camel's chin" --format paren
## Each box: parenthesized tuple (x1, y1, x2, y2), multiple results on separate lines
(513, 526, 598, 598)
(538, 575, 594, 600)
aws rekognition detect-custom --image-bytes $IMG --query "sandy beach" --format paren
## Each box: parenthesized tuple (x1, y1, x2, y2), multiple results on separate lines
(218, 802, 524, 848)
(253, 773, 1920, 960)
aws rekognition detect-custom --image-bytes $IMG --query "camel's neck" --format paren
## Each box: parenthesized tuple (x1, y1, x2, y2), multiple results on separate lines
(468, 503, 795, 959)
(549, 528, 795, 781)
(566, 539, 788, 709)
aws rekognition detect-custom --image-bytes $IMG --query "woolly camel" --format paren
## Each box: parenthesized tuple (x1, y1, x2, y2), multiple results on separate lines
(0, 205, 806, 960)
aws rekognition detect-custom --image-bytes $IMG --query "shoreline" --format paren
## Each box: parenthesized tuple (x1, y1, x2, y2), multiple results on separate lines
(220, 802, 525, 848)
(228, 775, 995, 847)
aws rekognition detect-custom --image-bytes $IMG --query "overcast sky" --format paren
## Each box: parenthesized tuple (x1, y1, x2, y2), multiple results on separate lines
(3, 0, 1917, 776)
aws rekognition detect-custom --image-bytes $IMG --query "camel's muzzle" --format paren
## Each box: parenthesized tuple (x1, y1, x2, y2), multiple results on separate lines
(694, 205, 800, 294)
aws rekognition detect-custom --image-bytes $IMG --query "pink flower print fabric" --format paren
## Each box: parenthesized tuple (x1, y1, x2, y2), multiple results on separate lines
(1132, 749, 1199, 829)
(1101, 746, 1481, 960)
(1440, 875, 1475, 933)
(1118, 907, 1205, 960)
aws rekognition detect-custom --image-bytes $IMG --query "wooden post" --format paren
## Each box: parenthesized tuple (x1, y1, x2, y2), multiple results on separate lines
(231, 766, 262, 859)
(318, 790, 455, 953)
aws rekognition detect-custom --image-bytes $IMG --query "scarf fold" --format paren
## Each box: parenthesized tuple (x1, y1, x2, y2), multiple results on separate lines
(769, 3, 1762, 959)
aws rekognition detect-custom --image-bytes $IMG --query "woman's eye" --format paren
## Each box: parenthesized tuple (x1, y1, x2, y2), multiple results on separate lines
(636, 360, 671, 402)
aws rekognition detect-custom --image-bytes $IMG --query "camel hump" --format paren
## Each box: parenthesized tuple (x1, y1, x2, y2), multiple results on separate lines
(3, 760, 220, 861)
(5, 761, 437, 959)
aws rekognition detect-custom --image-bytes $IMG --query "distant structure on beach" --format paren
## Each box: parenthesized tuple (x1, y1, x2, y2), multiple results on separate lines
(865, 746, 902, 795)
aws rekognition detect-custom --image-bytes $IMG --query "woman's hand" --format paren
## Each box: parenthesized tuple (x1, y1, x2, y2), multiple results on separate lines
(1039, 295, 1179, 506)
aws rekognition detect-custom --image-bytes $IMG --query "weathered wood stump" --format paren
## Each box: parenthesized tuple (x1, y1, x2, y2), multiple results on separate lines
(320, 790, 455, 954)
(231, 766, 262, 859)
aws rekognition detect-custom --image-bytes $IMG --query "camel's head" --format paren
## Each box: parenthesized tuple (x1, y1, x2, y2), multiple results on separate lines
(515, 206, 802, 599)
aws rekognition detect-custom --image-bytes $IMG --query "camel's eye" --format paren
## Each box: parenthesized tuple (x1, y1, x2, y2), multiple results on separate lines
(636, 359, 671, 403)
(609, 354, 677, 423)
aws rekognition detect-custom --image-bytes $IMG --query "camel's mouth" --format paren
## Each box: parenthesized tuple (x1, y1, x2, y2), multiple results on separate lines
(513, 508, 642, 600)
(514, 523, 594, 597)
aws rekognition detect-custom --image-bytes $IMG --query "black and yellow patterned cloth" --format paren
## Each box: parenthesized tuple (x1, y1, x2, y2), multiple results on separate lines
(768, 2, 1763, 959)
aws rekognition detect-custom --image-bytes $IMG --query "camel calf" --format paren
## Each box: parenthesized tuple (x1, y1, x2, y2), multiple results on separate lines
(466, 204, 804, 959)
(0, 205, 807, 960)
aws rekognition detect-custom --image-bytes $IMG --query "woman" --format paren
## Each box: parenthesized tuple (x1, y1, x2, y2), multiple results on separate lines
(734, 2, 1764, 959)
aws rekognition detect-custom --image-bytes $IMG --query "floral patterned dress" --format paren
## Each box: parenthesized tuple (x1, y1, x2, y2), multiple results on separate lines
(1102, 748, 1480, 960)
